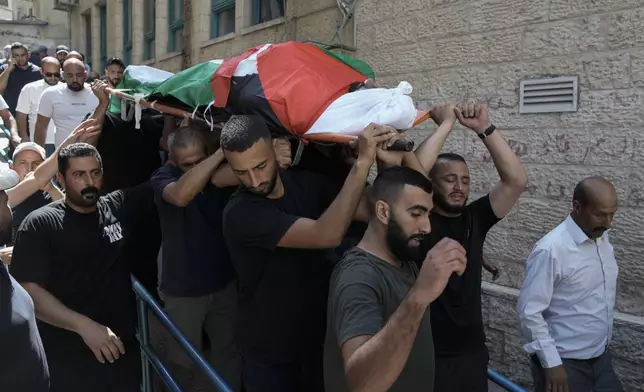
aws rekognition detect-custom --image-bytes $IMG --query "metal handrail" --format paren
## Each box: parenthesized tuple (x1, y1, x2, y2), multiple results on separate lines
(488, 368, 527, 392)
(132, 276, 233, 392)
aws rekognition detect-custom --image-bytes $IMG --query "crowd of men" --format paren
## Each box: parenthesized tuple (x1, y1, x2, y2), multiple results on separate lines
(0, 41, 626, 392)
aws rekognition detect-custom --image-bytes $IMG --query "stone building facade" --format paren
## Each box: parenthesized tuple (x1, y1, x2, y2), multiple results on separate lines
(69, 0, 644, 389)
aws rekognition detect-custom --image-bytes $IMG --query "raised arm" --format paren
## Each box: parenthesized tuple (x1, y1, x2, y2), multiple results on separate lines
(456, 102, 527, 218)
(340, 238, 467, 392)
(0, 62, 13, 94)
(6, 119, 101, 207)
(414, 103, 458, 174)
(157, 149, 226, 207)
(84, 80, 109, 146)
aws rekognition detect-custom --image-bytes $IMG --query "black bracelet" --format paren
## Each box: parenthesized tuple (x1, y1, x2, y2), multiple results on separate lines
(478, 124, 496, 140)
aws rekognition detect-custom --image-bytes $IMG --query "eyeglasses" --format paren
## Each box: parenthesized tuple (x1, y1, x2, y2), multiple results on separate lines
(44, 72, 61, 78)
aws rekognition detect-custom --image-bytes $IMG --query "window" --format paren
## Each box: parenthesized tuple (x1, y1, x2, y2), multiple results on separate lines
(210, 0, 235, 39)
(168, 0, 184, 53)
(252, 0, 284, 25)
(83, 12, 92, 69)
(143, 0, 155, 60)
(123, 0, 133, 65)
(99, 5, 107, 71)
(0, 0, 8, 7)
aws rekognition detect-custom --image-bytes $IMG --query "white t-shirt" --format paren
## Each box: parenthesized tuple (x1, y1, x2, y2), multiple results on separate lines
(16, 80, 58, 145)
(0, 94, 8, 110)
(37, 83, 99, 147)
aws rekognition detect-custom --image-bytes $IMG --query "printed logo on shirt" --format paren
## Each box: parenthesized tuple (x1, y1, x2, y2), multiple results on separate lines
(104, 222, 123, 243)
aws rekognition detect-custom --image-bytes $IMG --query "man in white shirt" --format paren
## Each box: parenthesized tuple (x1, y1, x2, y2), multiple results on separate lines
(15, 56, 61, 157)
(33, 58, 99, 148)
(517, 176, 623, 392)
(0, 93, 20, 148)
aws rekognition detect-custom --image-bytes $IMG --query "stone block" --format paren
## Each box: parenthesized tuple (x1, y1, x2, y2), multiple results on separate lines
(612, 208, 644, 246)
(522, 165, 631, 204)
(586, 127, 644, 167)
(416, 65, 499, 101)
(469, 0, 549, 33)
(522, 16, 606, 59)
(614, 357, 644, 392)
(290, 0, 335, 18)
(503, 333, 532, 375)
(465, 128, 590, 166)
(561, 89, 644, 129)
(625, 168, 644, 207)
(417, 1, 470, 40)
(373, 17, 419, 49)
(607, 8, 644, 49)
(549, 0, 644, 20)
(631, 48, 644, 87)
(582, 52, 631, 90)
(355, 23, 375, 52)
(356, 0, 425, 24)
(434, 27, 523, 68)
(295, 8, 343, 42)
(482, 256, 526, 290)
(611, 317, 644, 363)
(484, 228, 543, 267)
(360, 42, 436, 76)
(516, 198, 569, 234)
(616, 280, 644, 316)
(485, 327, 506, 363)
(490, 97, 563, 129)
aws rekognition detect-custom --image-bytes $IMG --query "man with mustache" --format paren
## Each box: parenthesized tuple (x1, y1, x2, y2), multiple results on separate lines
(412, 101, 528, 392)
(33, 58, 100, 148)
(324, 166, 467, 392)
(0, 168, 50, 392)
(220, 115, 399, 392)
(518, 177, 623, 392)
(9, 121, 153, 392)
(104, 57, 125, 88)
(0, 42, 42, 117)
(16, 56, 62, 155)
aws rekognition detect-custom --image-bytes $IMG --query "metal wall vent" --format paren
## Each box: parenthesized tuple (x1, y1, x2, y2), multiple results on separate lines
(519, 76, 578, 114)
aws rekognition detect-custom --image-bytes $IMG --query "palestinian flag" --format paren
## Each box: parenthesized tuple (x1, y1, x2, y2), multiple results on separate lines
(108, 65, 175, 114)
(211, 41, 375, 137)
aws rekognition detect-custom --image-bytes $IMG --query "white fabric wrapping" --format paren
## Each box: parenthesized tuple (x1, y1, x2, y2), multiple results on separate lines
(306, 81, 417, 136)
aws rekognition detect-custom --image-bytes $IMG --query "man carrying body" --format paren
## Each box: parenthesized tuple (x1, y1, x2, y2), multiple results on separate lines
(220, 115, 398, 392)
(34, 58, 100, 148)
(151, 127, 241, 391)
(16, 56, 61, 155)
(324, 166, 468, 392)
(413, 101, 528, 392)
(518, 177, 623, 392)
(10, 123, 153, 392)
(0, 168, 50, 392)
(104, 57, 125, 88)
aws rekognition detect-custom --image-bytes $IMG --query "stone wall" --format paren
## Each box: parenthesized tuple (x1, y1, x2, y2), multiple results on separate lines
(352, 0, 644, 389)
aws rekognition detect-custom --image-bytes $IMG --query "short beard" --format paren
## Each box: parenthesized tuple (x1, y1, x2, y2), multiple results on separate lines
(386, 212, 426, 262)
(243, 167, 278, 196)
(433, 192, 467, 215)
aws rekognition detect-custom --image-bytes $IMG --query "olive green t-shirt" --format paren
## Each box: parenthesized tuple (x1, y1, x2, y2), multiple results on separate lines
(323, 247, 435, 392)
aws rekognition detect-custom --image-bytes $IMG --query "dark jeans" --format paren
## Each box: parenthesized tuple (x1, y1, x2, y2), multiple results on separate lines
(242, 356, 324, 392)
(531, 351, 624, 392)
(434, 345, 489, 392)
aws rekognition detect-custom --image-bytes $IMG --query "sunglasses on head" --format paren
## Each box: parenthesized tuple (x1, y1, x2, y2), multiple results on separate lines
(44, 72, 61, 78)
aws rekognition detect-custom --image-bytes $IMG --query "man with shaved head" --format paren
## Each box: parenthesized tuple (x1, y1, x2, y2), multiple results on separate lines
(518, 176, 624, 392)
(33, 57, 100, 148)
(16, 56, 61, 155)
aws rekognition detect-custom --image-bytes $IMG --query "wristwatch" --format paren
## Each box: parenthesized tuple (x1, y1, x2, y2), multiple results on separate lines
(478, 124, 496, 140)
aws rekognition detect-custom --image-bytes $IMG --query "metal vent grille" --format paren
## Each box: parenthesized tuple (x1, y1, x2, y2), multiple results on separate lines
(519, 76, 578, 114)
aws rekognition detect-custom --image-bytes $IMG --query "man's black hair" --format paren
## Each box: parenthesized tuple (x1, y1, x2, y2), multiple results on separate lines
(10, 42, 28, 52)
(167, 126, 207, 154)
(429, 152, 467, 179)
(220, 115, 271, 153)
(58, 142, 102, 175)
(105, 57, 125, 68)
(369, 166, 433, 211)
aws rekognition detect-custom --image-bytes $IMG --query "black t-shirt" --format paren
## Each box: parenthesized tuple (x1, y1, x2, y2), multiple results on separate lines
(97, 112, 163, 192)
(9, 185, 153, 359)
(416, 195, 500, 356)
(151, 164, 236, 297)
(0, 265, 49, 392)
(11, 190, 51, 244)
(324, 248, 435, 392)
(222, 168, 339, 365)
(0, 63, 41, 114)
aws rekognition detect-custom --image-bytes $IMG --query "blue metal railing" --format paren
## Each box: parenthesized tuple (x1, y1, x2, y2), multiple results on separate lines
(132, 276, 233, 392)
(488, 368, 527, 392)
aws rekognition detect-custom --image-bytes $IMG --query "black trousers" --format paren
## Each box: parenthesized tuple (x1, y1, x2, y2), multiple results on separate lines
(241, 356, 324, 392)
(434, 345, 489, 392)
(531, 351, 624, 392)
